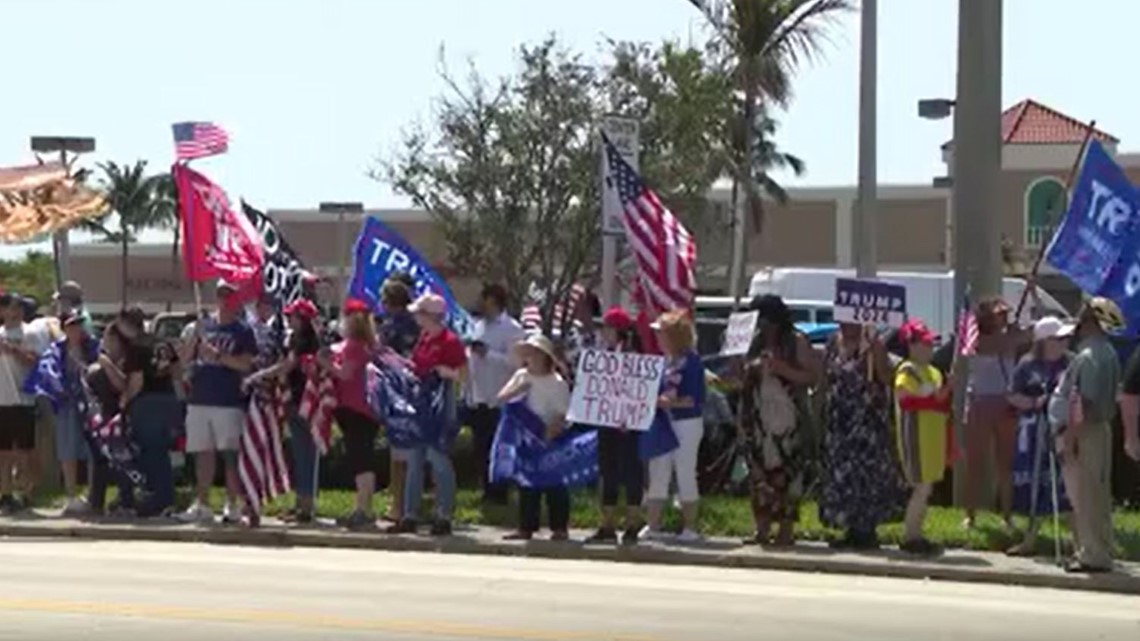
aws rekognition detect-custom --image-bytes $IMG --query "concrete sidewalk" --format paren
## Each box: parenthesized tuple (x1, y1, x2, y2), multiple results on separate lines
(1, 511, 1138, 596)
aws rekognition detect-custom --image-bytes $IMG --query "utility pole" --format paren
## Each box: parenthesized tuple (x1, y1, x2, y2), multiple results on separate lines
(950, 0, 1003, 508)
(318, 201, 364, 307)
(853, 0, 878, 278)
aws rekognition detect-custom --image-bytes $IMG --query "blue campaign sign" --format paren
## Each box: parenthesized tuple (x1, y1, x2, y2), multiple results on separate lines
(833, 278, 907, 327)
(347, 217, 476, 338)
(1045, 140, 1139, 294)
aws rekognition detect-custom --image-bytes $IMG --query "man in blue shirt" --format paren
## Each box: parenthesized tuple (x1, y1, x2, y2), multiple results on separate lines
(178, 280, 257, 524)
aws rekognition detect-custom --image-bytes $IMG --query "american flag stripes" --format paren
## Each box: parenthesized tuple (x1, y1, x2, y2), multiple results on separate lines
(957, 292, 979, 356)
(299, 360, 336, 455)
(520, 282, 587, 332)
(603, 135, 697, 316)
(172, 121, 230, 161)
(238, 387, 292, 516)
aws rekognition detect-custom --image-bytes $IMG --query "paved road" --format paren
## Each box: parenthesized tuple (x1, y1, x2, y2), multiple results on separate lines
(0, 540, 1135, 641)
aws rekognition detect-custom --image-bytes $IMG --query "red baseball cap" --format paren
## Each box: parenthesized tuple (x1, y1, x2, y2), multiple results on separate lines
(602, 306, 633, 331)
(342, 298, 371, 315)
(284, 299, 319, 320)
(899, 319, 935, 346)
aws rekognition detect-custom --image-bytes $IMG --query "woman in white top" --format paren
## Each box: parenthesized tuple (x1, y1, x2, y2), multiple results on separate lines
(499, 333, 572, 541)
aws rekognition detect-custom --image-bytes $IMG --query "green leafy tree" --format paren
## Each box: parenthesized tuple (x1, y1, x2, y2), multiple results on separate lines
(85, 161, 176, 307)
(378, 37, 600, 334)
(0, 251, 55, 305)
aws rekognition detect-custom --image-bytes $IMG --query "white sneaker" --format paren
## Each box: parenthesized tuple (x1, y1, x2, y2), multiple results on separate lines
(177, 502, 214, 525)
(62, 497, 90, 517)
(639, 525, 665, 541)
(677, 529, 703, 544)
(222, 502, 239, 524)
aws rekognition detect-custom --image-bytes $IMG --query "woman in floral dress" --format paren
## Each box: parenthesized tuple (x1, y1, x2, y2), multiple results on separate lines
(819, 323, 904, 549)
(738, 295, 819, 546)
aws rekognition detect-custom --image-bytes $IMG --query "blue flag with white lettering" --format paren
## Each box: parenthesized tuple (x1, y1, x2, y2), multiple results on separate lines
(490, 401, 599, 489)
(366, 359, 458, 451)
(23, 336, 99, 412)
(1046, 140, 1140, 294)
(347, 217, 476, 338)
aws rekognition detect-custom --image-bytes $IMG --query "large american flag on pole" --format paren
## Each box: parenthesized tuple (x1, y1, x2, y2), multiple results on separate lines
(238, 386, 291, 516)
(603, 135, 696, 316)
(172, 121, 230, 161)
(520, 282, 587, 332)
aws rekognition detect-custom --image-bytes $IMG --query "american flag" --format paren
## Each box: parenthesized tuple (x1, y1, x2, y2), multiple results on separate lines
(172, 121, 229, 161)
(237, 386, 291, 516)
(957, 292, 979, 356)
(603, 135, 696, 316)
(520, 282, 587, 332)
(299, 357, 336, 455)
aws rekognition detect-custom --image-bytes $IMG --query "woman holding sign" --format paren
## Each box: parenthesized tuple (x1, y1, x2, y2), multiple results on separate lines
(643, 310, 706, 543)
(584, 306, 645, 545)
(819, 322, 902, 549)
(499, 334, 572, 541)
(739, 295, 819, 546)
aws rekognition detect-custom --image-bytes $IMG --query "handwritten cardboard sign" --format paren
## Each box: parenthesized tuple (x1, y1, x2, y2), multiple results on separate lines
(567, 349, 665, 431)
(721, 311, 759, 356)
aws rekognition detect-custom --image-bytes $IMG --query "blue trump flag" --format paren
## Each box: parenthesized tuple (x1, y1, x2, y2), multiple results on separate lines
(1046, 140, 1140, 294)
(638, 410, 680, 461)
(490, 401, 599, 489)
(23, 336, 100, 412)
(366, 359, 459, 451)
(348, 217, 476, 338)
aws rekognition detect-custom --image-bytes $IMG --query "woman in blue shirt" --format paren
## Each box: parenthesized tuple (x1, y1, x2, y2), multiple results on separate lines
(642, 310, 706, 542)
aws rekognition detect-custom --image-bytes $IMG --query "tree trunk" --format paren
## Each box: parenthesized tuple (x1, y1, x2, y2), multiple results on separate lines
(121, 226, 130, 310)
(736, 65, 759, 300)
(168, 220, 180, 312)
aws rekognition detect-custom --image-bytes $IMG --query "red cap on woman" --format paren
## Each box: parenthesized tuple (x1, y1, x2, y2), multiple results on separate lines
(898, 319, 935, 346)
(342, 298, 370, 315)
(284, 298, 318, 320)
(602, 306, 633, 331)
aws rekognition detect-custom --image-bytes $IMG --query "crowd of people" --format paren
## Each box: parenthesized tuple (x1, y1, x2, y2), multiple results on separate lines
(0, 275, 1137, 574)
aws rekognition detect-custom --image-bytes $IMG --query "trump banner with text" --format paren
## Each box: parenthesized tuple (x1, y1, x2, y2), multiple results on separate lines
(174, 164, 263, 284)
(348, 217, 475, 337)
(1046, 140, 1139, 294)
(566, 349, 666, 432)
(242, 201, 312, 306)
(833, 278, 907, 327)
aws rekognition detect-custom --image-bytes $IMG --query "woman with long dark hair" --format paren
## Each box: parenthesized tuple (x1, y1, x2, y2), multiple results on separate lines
(246, 298, 322, 523)
(585, 306, 645, 545)
(738, 295, 818, 546)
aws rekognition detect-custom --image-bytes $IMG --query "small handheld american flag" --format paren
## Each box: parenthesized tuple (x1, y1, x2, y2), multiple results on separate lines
(957, 291, 979, 356)
(172, 121, 229, 161)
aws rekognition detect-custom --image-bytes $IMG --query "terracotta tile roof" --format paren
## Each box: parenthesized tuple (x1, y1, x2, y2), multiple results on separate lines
(942, 99, 1117, 149)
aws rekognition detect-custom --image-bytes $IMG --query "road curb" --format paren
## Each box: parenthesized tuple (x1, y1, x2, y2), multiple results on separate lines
(2, 521, 1137, 596)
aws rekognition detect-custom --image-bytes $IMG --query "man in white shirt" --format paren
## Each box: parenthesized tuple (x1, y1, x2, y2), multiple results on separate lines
(466, 284, 525, 504)
(0, 293, 51, 512)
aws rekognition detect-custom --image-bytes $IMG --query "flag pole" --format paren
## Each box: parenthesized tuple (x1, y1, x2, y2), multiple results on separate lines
(1013, 120, 1097, 320)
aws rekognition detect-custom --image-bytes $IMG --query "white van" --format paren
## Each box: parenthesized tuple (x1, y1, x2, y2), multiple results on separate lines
(694, 295, 835, 324)
(747, 267, 1070, 338)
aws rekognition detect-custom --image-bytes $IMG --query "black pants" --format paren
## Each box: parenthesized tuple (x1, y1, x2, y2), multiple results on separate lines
(469, 404, 508, 501)
(519, 486, 570, 533)
(335, 408, 379, 477)
(88, 454, 135, 511)
(598, 428, 644, 507)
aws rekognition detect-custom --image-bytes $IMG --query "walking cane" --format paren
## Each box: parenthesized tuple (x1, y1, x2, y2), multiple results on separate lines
(1049, 445, 1062, 567)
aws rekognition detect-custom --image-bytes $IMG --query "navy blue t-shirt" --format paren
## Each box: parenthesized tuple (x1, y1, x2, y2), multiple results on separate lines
(189, 317, 258, 407)
(666, 350, 705, 421)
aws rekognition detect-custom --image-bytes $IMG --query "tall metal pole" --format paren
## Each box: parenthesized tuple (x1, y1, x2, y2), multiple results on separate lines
(951, 0, 1002, 507)
(853, 0, 878, 278)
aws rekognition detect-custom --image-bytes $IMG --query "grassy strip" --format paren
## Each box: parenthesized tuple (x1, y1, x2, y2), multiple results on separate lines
(105, 487, 1138, 561)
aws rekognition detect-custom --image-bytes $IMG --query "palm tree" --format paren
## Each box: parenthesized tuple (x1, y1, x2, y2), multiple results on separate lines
(695, 0, 851, 294)
(85, 161, 176, 307)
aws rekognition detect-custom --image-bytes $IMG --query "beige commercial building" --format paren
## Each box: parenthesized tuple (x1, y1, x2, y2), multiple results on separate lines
(69, 99, 1131, 314)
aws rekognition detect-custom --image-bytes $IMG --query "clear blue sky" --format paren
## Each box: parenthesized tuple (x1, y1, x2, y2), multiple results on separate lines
(2, 0, 1136, 259)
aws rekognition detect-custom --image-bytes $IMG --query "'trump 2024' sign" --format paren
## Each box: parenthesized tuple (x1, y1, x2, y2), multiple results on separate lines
(567, 349, 665, 432)
(833, 278, 907, 327)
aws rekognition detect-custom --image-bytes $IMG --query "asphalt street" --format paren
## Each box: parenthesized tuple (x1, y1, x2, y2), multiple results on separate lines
(0, 539, 1135, 640)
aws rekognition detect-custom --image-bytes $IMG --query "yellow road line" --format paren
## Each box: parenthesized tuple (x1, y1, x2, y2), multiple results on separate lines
(0, 597, 661, 641)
